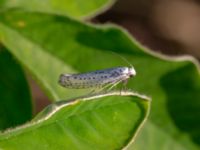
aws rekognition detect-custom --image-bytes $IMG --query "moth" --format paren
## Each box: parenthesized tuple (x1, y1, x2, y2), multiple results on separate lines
(59, 66, 136, 92)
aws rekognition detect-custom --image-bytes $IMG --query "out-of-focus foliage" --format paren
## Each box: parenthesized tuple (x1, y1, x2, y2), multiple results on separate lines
(0, 0, 115, 19)
(0, 48, 32, 130)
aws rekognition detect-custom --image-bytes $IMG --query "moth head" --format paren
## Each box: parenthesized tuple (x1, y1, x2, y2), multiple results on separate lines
(128, 67, 136, 77)
(122, 67, 136, 77)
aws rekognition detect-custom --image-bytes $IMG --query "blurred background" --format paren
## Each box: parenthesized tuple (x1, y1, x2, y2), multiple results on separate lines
(98, 0, 200, 58)
(32, 0, 200, 113)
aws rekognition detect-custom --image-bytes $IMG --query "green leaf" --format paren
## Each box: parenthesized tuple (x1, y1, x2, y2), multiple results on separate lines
(0, 0, 115, 19)
(0, 48, 32, 130)
(0, 91, 150, 150)
(133, 63, 200, 150)
(0, 10, 200, 149)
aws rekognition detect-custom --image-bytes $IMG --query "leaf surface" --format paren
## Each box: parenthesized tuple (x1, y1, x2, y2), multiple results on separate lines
(0, 91, 150, 150)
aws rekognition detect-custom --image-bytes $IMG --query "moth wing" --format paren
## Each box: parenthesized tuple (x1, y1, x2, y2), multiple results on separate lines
(58, 74, 74, 87)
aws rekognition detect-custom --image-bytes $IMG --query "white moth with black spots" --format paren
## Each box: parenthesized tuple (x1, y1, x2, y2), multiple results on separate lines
(59, 66, 136, 92)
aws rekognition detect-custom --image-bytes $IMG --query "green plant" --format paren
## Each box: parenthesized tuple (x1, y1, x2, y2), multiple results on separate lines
(0, 1, 200, 150)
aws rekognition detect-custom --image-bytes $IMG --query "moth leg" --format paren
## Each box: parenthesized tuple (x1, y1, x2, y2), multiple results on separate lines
(121, 79, 128, 92)
(91, 81, 116, 94)
(106, 79, 123, 92)
(94, 78, 122, 93)
(88, 86, 102, 95)
(89, 79, 123, 94)
(88, 89, 97, 95)
(96, 82, 114, 93)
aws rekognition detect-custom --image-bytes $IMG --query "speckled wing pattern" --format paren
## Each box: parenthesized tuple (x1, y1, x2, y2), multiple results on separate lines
(59, 67, 127, 89)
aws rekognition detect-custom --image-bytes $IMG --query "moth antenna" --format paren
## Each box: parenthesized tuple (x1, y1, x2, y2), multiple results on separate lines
(109, 51, 133, 68)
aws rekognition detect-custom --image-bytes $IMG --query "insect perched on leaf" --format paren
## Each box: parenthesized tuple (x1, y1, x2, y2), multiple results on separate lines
(59, 53, 136, 93)
(59, 66, 136, 93)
